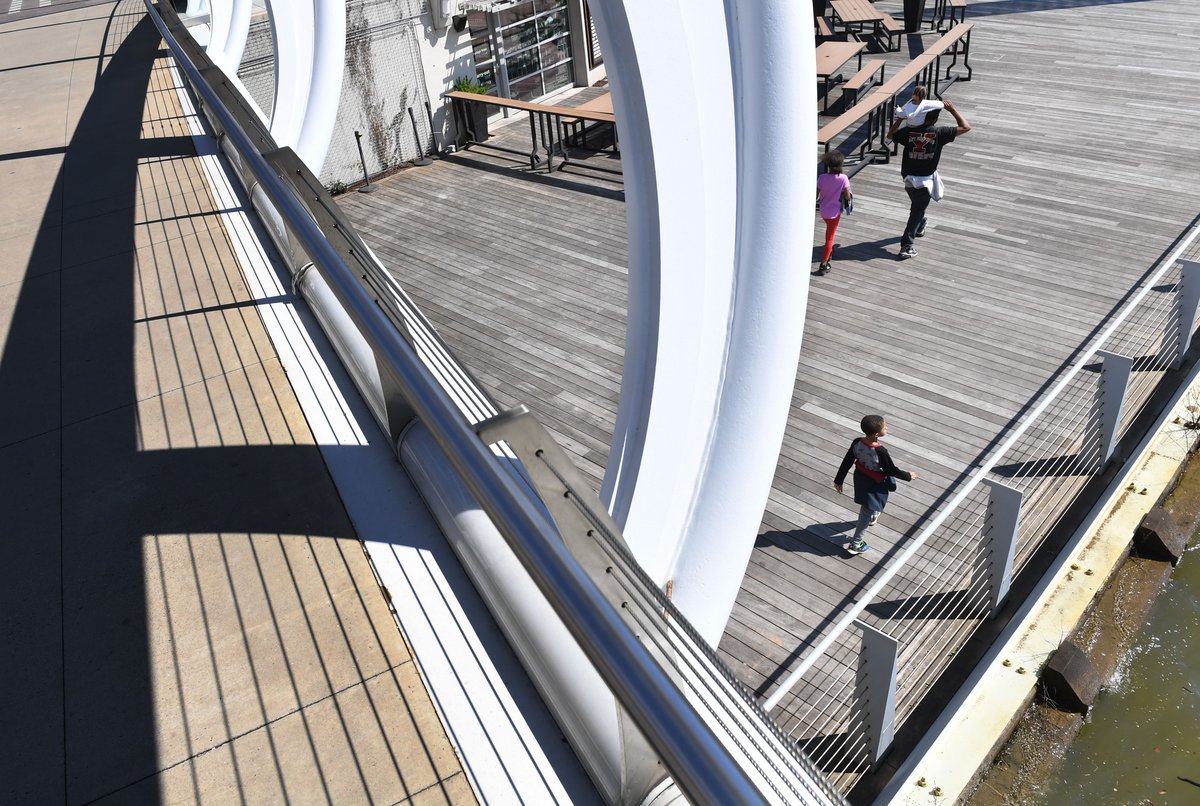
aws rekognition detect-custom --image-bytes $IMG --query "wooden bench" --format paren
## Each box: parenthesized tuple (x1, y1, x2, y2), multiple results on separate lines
(878, 12, 903, 51)
(839, 58, 887, 108)
(876, 21, 973, 101)
(816, 15, 834, 39)
(817, 89, 894, 170)
(446, 90, 616, 174)
(816, 23, 974, 171)
(942, 0, 967, 30)
(560, 91, 617, 149)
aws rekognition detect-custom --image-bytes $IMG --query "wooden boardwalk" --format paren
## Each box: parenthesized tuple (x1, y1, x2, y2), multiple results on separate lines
(338, 0, 1200, 792)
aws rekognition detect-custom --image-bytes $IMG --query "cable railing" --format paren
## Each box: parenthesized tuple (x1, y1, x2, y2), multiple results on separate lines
(479, 407, 843, 803)
(762, 228, 1200, 794)
(143, 2, 844, 803)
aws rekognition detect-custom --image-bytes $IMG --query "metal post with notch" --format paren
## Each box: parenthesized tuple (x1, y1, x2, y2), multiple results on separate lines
(983, 479, 1022, 615)
(1094, 350, 1134, 467)
(1174, 260, 1200, 368)
(408, 107, 432, 166)
(855, 620, 899, 766)
(353, 130, 378, 193)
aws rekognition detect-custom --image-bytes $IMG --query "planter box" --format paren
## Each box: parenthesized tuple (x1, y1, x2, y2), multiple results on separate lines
(463, 100, 490, 144)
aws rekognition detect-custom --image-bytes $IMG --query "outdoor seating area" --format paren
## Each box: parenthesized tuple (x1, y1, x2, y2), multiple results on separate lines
(815, 3, 974, 174)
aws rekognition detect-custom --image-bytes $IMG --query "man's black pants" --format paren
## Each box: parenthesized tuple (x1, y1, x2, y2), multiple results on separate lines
(901, 185, 932, 249)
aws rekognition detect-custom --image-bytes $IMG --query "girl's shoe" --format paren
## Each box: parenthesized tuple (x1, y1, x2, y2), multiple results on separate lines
(814, 261, 831, 276)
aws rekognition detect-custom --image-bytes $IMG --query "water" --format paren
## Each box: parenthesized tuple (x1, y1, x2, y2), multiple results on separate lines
(1032, 545, 1200, 805)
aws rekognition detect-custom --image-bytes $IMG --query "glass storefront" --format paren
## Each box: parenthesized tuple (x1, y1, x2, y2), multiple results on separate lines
(466, 0, 575, 105)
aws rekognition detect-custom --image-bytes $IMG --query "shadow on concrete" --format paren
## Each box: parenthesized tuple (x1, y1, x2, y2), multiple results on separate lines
(0, 7, 425, 803)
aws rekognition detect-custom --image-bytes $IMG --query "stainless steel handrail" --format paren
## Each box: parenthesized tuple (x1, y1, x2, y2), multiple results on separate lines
(142, 2, 792, 801)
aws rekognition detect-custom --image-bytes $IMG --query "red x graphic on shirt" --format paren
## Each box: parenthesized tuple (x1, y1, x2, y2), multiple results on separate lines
(910, 131, 937, 154)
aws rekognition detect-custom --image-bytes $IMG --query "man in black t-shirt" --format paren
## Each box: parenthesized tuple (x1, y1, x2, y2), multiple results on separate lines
(888, 98, 971, 259)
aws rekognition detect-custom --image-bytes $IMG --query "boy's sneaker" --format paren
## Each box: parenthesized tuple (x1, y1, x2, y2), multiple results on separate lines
(846, 539, 869, 555)
(915, 222, 927, 238)
(898, 246, 917, 260)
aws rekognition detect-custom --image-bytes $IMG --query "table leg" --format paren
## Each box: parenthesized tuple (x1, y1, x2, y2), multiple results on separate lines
(555, 115, 569, 171)
(539, 113, 553, 173)
(527, 112, 539, 170)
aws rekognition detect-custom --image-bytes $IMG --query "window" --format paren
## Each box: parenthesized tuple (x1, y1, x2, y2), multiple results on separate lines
(468, 0, 575, 104)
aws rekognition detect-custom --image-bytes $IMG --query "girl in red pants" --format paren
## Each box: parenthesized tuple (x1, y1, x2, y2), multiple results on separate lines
(815, 150, 852, 276)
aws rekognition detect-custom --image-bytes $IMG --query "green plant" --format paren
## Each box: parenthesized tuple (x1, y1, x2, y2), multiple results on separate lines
(451, 75, 488, 94)
(326, 179, 348, 195)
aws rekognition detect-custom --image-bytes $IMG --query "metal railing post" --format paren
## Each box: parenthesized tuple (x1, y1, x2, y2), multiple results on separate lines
(855, 620, 898, 766)
(982, 479, 1022, 614)
(1094, 350, 1134, 467)
(1175, 260, 1200, 368)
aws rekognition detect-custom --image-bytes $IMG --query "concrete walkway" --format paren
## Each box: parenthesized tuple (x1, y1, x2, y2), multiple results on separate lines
(0, 2, 474, 802)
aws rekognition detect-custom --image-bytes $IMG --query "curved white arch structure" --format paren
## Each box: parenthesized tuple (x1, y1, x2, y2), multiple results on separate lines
(261, 0, 345, 174)
(294, 0, 345, 172)
(594, 0, 817, 647)
(206, 0, 232, 62)
(265, 0, 314, 155)
(204, 0, 252, 76)
(223, 0, 253, 68)
(206, 0, 343, 173)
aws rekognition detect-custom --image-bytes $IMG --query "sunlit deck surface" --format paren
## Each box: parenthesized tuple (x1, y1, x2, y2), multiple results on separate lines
(340, 0, 1200, 791)
(0, 3, 472, 801)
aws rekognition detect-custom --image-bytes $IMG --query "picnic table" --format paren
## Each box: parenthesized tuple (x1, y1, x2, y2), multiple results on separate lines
(815, 40, 867, 111)
(830, 0, 884, 29)
(829, 0, 902, 49)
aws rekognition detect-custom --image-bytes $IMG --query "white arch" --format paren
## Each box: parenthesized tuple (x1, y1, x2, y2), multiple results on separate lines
(223, 0, 253, 70)
(264, 0, 315, 155)
(204, 0, 251, 77)
(295, 0, 346, 174)
(260, 0, 342, 174)
(205, 0, 232, 63)
(594, 0, 816, 648)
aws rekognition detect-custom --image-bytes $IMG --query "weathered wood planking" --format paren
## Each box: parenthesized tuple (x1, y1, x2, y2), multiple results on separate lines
(338, 0, 1200, 787)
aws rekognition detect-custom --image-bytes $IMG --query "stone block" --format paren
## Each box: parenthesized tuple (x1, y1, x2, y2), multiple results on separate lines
(1039, 641, 1102, 715)
(1133, 507, 1187, 564)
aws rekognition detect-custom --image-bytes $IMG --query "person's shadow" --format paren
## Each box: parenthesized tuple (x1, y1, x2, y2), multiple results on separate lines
(811, 235, 903, 267)
(756, 522, 857, 557)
